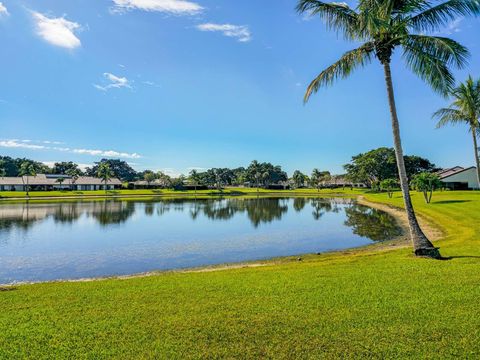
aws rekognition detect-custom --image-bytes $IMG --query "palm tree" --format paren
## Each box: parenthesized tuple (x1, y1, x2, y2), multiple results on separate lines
(296, 0, 480, 258)
(66, 168, 82, 191)
(56, 177, 65, 190)
(189, 169, 201, 195)
(433, 76, 480, 188)
(19, 162, 37, 196)
(97, 163, 114, 195)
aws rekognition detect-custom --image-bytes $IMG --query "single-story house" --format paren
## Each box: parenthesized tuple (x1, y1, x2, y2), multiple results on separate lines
(0, 174, 122, 191)
(130, 180, 165, 189)
(438, 166, 479, 190)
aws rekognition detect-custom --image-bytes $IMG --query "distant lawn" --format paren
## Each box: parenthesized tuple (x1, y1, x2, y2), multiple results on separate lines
(0, 187, 359, 199)
(0, 190, 479, 358)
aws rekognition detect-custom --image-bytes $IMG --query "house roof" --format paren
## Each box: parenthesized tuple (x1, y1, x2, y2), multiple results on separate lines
(0, 174, 122, 186)
(75, 176, 122, 185)
(0, 177, 25, 185)
(438, 166, 476, 179)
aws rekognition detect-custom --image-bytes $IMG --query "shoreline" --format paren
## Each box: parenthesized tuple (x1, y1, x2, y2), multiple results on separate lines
(0, 188, 356, 202)
(0, 195, 443, 288)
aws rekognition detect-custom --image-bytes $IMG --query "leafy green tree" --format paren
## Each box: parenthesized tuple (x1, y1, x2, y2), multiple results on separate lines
(53, 162, 81, 175)
(143, 171, 156, 187)
(411, 172, 443, 204)
(344, 148, 436, 187)
(97, 163, 114, 194)
(87, 159, 137, 182)
(246, 160, 262, 191)
(433, 76, 480, 187)
(0, 156, 49, 176)
(296, 0, 479, 257)
(311, 169, 322, 191)
(0, 160, 6, 178)
(291, 170, 307, 189)
(171, 175, 186, 190)
(157, 172, 173, 188)
(19, 162, 37, 196)
(380, 178, 399, 198)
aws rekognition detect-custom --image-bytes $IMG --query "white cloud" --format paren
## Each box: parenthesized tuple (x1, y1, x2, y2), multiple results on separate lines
(0, 140, 46, 150)
(31, 11, 81, 49)
(440, 17, 463, 35)
(111, 0, 203, 15)
(0, 139, 142, 159)
(94, 73, 132, 91)
(0, 2, 9, 16)
(196, 23, 252, 42)
(72, 149, 141, 159)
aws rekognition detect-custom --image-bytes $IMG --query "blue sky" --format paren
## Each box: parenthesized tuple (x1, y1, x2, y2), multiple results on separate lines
(0, 0, 479, 176)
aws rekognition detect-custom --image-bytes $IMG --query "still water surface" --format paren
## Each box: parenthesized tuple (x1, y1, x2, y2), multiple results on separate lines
(0, 197, 401, 284)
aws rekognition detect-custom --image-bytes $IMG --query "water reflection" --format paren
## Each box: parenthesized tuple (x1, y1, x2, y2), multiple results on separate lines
(344, 204, 402, 241)
(0, 198, 400, 242)
(0, 197, 403, 283)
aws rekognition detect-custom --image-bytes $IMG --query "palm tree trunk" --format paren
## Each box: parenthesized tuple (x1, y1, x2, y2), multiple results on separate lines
(472, 127, 480, 189)
(383, 62, 440, 258)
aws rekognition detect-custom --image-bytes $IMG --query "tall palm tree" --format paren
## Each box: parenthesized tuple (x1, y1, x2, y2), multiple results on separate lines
(296, 0, 479, 258)
(66, 168, 82, 191)
(19, 162, 37, 196)
(97, 163, 114, 195)
(433, 76, 480, 188)
(189, 169, 201, 195)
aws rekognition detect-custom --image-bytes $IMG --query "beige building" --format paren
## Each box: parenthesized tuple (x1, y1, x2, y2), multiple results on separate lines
(0, 174, 122, 191)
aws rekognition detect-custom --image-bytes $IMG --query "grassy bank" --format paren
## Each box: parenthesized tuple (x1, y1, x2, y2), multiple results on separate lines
(0, 187, 351, 200)
(0, 190, 479, 358)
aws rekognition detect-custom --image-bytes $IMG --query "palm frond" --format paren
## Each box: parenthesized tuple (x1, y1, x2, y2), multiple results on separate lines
(432, 107, 467, 127)
(296, 0, 360, 39)
(402, 35, 469, 67)
(402, 41, 456, 94)
(304, 43, 375, 103)
(409, 0, 480, 33)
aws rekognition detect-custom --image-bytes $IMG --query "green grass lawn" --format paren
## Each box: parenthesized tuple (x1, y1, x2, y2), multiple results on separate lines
(0, 190, 479, 358)
(0, 187, 356, 199)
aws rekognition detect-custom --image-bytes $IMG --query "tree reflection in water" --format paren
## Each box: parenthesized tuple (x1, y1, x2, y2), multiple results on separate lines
(293, 197, 307, 212)
(90, 201, 136, 226)
(344, 204, 402, 241)
(0, 198, 401, 241)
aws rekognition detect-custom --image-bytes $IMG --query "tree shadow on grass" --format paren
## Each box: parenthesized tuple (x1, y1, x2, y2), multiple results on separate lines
(440, 255, 480, 260)
(0, 287, 17, 292)
(432, 200, 471, 204)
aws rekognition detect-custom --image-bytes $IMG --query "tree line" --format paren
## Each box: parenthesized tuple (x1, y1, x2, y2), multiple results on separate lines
(1, 147, 442, 190)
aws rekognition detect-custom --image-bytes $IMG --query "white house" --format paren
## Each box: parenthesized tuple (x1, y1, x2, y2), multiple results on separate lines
(438, 166, 479, 190)
(0, 174, 122, 191)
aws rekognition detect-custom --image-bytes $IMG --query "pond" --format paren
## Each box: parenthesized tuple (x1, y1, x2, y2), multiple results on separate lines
(0, 197, 402, 284)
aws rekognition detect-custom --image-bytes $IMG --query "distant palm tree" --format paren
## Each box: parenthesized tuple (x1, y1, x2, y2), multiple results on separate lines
(433, 76, 480, 187)
(97, 163, 114, 195)
(66, 168, 82, 191)
(19, 162, 37, 196)
(56, 177, 65, 189)
(296, 0, 480, 258)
